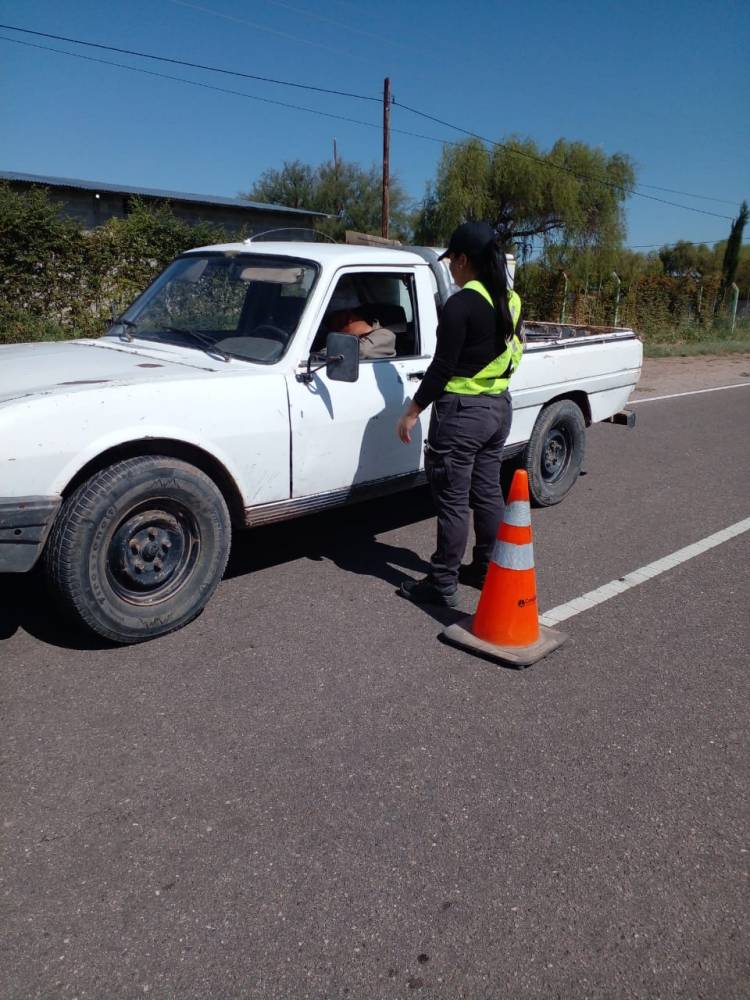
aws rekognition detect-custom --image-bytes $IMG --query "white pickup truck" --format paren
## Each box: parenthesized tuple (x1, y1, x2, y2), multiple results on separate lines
(0, 240, 641, 643)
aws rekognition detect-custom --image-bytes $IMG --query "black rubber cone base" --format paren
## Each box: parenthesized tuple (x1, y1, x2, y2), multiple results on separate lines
(442, 616, 567, 668)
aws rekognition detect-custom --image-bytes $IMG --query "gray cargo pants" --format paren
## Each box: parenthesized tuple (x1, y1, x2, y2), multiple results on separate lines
(424, 391, 513, 594)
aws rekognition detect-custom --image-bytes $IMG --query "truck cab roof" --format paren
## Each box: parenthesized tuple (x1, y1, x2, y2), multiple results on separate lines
(185, 241, 430, 268)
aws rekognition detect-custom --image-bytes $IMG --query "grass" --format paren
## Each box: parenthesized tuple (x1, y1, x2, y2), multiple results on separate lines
(640, 317, 750, 357)
(644, 338, 750, 358)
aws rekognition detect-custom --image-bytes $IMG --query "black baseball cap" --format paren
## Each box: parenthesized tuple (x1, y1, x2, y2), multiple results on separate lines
(438, 221, 496, 260)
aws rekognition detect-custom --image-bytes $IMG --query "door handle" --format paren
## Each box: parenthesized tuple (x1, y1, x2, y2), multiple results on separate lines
(407, 371, 426, 381)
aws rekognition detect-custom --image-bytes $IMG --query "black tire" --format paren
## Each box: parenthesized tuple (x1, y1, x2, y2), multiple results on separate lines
(524, 399, 586, 507)
(45, 456, 231, 644)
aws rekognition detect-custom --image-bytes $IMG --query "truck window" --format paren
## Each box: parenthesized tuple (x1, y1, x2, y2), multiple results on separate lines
(112, 253, 319, 364)
(315, 272, 420, 358)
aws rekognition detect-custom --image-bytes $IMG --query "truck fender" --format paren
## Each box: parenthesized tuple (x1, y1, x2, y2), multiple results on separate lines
(53, 428, 247, 526)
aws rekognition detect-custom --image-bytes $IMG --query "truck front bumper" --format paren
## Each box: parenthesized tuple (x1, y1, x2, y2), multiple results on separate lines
(0, 496, 62, 573)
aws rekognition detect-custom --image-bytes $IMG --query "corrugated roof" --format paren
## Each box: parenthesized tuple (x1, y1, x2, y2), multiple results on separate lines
(0, 171, 327, 217)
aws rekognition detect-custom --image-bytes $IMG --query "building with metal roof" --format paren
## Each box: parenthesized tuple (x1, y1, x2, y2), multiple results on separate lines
(0, 171, 327, 235)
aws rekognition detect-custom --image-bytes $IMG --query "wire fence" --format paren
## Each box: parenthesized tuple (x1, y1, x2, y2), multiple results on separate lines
(517, 269, 750, 341)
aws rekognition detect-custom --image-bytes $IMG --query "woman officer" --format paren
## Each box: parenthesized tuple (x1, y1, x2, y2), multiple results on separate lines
(396, 221, 523, 606)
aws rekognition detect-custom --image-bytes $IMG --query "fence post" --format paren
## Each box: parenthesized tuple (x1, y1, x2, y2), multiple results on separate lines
(560, 271, 568, 323)
(729, 282, 739, 333)
(612, 271, 621, 326)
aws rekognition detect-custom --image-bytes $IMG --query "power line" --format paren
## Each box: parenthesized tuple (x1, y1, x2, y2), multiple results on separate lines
(0, 33, 454, 147)
(167, 0, 354, 58)
(0, 35, 386, 130)
(627, 239, 728, 248)
(176, 0, 412, 49)
(633, 183, 738, 207)
(0, 22, 379, 103)
(392, 100, 734, 221)
(1, 22, 740, 221)
(625, 236, 748, 250)
(2, 37, 743, 256)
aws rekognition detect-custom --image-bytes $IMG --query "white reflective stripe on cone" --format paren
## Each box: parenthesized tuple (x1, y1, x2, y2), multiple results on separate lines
(491, 539, 535, 571)
(502, 501, 531, 527)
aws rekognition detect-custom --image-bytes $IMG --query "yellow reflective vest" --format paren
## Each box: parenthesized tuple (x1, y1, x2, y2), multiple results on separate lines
(444, 280, 522, 396)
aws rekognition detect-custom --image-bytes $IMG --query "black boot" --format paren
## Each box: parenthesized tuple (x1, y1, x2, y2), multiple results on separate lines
(398, 577, 458, 608)
(458, 562, 488, 589)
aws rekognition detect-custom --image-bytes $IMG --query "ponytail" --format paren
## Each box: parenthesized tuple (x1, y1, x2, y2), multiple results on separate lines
(473, 239, 514, 345)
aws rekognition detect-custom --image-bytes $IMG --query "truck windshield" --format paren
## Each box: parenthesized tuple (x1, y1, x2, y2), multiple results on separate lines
(110, 253, 319, 363)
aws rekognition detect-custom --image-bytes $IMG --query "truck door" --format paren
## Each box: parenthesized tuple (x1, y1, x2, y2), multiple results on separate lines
(286, 267, 432, 498)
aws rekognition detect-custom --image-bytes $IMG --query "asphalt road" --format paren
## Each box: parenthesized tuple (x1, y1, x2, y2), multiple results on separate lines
(2, 370, 749, 999)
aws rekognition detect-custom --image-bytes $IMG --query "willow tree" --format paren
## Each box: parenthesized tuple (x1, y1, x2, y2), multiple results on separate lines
(414, 137, 635, 253)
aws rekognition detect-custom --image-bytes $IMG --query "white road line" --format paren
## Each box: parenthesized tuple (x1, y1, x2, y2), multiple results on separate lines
(630, 382, 750, 404)
(539, 517, 750, 627)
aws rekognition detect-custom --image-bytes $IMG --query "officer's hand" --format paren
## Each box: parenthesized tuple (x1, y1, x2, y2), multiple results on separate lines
(397, 412, 418, 444)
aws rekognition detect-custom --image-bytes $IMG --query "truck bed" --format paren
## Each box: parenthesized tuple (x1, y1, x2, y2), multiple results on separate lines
(524, 321, 638, 343)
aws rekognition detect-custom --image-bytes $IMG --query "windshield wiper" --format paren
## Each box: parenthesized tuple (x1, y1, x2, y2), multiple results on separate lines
(158, 327, 232, 363)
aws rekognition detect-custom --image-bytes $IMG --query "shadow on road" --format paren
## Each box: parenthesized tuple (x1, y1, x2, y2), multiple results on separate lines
(226, 487, 436, 577)
(226, 486, 466, 629)
(0, 486, 465, 649)
(0, 568, 115, 650)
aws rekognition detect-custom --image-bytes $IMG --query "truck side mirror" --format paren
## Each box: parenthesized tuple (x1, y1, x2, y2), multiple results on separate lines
(325, 332, 360, 383)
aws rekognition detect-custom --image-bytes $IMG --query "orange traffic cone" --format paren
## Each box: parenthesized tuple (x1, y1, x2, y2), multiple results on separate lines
(442, 469, 567, 668)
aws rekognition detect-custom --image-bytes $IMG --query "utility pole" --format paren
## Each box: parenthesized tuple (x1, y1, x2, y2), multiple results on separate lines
(332, 137, 337, 170)
(382, 77, 391, 239)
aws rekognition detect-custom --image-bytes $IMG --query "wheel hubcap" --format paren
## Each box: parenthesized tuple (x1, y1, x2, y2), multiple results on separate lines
(541, 427, 571, 483)
(107, 504, 199, 605)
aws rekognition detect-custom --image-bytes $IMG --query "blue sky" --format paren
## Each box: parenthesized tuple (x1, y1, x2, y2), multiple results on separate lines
(1, 0, 748, 250)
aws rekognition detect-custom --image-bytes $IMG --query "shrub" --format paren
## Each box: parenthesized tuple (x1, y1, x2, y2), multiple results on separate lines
(0, 185, 238, 343)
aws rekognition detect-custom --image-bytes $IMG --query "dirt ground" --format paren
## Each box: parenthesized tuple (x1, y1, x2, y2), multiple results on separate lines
(632, 352, 750, 397)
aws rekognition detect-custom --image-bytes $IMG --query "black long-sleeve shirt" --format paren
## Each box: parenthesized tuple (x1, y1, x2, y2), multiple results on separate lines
(414, 288, 516, 409)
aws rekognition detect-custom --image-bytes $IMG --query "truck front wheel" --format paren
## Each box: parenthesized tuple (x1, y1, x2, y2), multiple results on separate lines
(524, 399, 586, 507)
(45, 456, 231, 644)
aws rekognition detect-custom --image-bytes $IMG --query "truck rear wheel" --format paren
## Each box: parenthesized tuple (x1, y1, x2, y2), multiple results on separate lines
(45, 456, 231, 644)
(524, 399, 586, 507)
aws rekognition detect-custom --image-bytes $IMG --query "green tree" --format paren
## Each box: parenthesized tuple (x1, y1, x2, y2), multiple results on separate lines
(243, 158, 414, 241)
(659, 240, 701, 277)
(414, 137, 635, 251)
(245, 160, 316, 210)
(715, 200, 749, 312)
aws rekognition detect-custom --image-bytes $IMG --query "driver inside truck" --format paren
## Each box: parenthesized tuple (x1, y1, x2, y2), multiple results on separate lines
(325, 306, 397, 359)
(316, 281, 397, 359)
